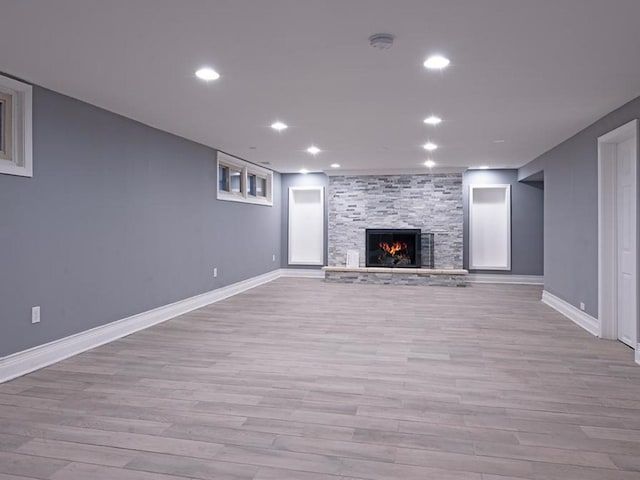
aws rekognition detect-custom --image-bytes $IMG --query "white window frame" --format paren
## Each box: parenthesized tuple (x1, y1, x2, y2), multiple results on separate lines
(0, 74, 32, 177)
(216, 151, 273, 206)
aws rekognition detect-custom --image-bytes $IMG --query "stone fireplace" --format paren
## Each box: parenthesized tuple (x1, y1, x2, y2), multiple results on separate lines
(324, 173, 466, 286)
(328, 174, 463, 269)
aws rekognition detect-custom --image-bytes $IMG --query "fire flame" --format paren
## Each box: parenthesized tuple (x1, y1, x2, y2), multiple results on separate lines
(379, 241, 408, 256)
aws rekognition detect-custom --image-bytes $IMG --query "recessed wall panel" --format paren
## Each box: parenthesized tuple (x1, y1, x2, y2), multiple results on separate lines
(469, 185, 511, 270)
(288, 187, 324, 265)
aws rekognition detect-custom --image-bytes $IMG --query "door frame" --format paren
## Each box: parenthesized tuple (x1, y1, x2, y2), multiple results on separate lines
(597, 119, 638, 347)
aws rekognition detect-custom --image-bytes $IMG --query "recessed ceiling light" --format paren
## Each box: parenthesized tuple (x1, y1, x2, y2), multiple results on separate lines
(271, 121, 288, 131)
(306, 146, 321, 155)
(479, 165, 490, 170)
(424, 116, 442, 125)
(423, 142, 438, 151)
(299, 168, 309, 174)
(195, 67, 220, 81)
(330, 163, 341, 168)
(424, 55, 450, 70)
(424, 160, 436, 168)
(493, 139, 505, 143)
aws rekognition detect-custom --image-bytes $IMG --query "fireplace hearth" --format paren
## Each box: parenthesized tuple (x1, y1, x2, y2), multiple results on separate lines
(366, 229, 422, 268)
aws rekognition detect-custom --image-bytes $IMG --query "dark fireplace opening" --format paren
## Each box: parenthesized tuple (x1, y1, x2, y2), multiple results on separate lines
(366, 229, 422, 268)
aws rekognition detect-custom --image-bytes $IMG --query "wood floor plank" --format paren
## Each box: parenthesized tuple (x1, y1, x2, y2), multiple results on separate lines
(0, 451, 68, 478)
(273, 435, 397, 463)
(395, 447, 534, 477)
(125, 451, 259, 480)
(0, 279, 639, 480)
(253, 467, 360, 480)
(0, 474, 42, 480)
(473, 440, 618, 469)
(15, 438, 137, 467)
(48, 462, 193, 480)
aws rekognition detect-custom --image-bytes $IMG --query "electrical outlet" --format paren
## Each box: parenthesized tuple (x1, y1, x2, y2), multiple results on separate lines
(272, 254, 276, 262)
(579, 302, 585, 311)
(31, 306, 41, 324)
(213, 267, 218, 278)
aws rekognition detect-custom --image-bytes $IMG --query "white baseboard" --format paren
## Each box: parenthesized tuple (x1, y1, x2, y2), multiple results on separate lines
(0, 269, 295, 383)
(1, 272, 629, 382)
(279, 268, 325, 278)
(541, 290, 599, 337)
(468, 274, 544, 285)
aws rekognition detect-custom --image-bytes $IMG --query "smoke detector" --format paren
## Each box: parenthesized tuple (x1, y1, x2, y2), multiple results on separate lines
(369, 33, 394, 50)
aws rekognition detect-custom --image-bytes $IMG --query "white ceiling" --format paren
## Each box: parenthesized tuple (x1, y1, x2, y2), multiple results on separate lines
(2, 0, 640, 174)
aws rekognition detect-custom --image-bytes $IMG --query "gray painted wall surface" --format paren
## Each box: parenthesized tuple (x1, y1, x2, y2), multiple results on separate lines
(280, 173, 329, 268)
(520, 95, 640, 317)
(518, 157, 545, 182)
(0, 87, 281, 357)
(463, 169, 544, 276)
(328, 174, 463, 269)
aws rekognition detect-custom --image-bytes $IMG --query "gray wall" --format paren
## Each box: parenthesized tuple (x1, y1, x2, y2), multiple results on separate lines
(280, 173, 329, 268)
(0, 86, 281, 357)
(520, 95, 640, 318)
(328, 174, 463, 269)
(463, 169, 544, 275)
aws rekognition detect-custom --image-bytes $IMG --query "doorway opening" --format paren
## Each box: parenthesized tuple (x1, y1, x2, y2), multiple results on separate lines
(598, 119, 638, 351)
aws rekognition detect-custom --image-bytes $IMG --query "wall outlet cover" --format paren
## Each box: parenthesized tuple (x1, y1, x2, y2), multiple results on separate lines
(31, 306, 41, 324)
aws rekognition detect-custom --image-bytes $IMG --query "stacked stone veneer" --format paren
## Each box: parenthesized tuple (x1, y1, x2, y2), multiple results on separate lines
(324, 269, 467, 286)
(328, 174, 463, 269)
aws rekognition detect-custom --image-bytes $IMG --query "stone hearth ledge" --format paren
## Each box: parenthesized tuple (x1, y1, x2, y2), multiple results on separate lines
(322, 266, 468, 286)
(323, 266, 468, 275)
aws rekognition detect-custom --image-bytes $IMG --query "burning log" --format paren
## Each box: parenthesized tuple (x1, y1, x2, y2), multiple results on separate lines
(379, 241, 408, 256)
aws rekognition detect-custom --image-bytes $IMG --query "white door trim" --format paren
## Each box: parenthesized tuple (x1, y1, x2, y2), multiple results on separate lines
(598, 119, 638, 344)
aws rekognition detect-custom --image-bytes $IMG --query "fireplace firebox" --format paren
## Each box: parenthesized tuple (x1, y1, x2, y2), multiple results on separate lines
(366, 229, 422, 268)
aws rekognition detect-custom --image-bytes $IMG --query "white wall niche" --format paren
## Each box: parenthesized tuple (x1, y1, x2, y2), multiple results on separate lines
(469, 184, 511, 270)
(288, 186, 324, 265)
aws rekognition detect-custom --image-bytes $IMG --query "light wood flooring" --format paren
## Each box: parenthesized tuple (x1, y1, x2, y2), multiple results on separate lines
(1, 278, 640, 480)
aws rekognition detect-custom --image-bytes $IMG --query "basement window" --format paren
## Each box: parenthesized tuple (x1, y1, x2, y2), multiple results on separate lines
(247, 172, 269, 198)
(256, 176, 267, 197)
(0, 74, 32, 177)
(248, 173, 257, 196)
(217, 152, 273, 206)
